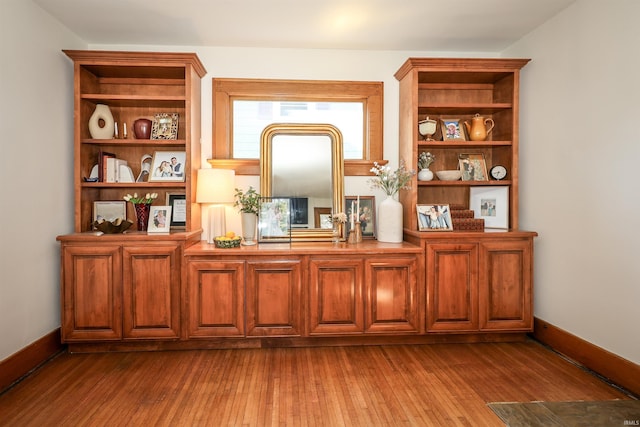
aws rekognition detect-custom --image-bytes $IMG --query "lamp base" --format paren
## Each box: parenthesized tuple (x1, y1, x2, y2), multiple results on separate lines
(207, 205, 226, 243)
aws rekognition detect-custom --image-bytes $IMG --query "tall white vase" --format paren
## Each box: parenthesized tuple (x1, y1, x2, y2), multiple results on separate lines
(377, 195, 403, 243)
(241, 212, 257, 245)
(88, 104, 115, 139)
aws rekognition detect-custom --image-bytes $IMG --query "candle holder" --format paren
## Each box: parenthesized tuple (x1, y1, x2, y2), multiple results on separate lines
(354, 221, 363, 243)
(347, 229, 357, 244)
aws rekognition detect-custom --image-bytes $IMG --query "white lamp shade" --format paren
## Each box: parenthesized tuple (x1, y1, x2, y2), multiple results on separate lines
(196, 169, 235, 204)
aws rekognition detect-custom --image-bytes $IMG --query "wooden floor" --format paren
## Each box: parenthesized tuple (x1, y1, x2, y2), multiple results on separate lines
(0, 339, 633, 426)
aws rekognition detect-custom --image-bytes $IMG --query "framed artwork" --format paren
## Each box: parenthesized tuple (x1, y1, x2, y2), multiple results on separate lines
(258, 197, 291, 243)
(166, 192, 186, 229)
(416, 204, 453, 231)
(440, 117, 466, 141)
(314, 207, 332, 229)
(149, 151, 186, 182)
(147, 206, 172, 233)
(345, 196, 376, 239)
(470, 186, 509, 229)
(151, 112, 179, 140)
(93, 201, 126, 223)
(458, 153, 488, 181)
(290, 197, 308, 225)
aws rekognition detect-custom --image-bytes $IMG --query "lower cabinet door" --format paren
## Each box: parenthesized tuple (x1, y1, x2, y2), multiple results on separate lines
(308, 258, 364, 335)
(479, 240, 533, 331)
(61, 245, 122, 341)
(246, 260, 302, 336)
(426, 243, 479, 332)
(186, 260, 245, 337)
(365, 256, 420, 333)
(122, 244, 181, 339)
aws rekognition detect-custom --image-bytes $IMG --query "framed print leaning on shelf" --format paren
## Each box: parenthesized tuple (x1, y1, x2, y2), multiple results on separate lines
(459, 153, 488, 181)
(440, 117, 466, 141)
(166, 192, 186, 229)
(147, 206, 172, 233)
(470, 186, 509, 229)
(149, 151, 186, 182)
(93, 201, 126, 223)
(345, 196, 376, 239)
(258, 197, 291, 243)
(416, 204, 453, 231)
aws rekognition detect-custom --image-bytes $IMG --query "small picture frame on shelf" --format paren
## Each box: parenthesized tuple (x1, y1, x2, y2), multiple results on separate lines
(147, 206, 172, 233)
(416, 204, 453, 231)
(151, 112, 179, 140)
(469, 186, 509, 229)
(344, 196, 376, 239)
(149, 151, 186, 182)
(93, 201, 126, 223)
(258, 197, 291, 243)
(458, 153, 488, 181)
(440, 118, 466, 141)
(166, 192, 186, 229)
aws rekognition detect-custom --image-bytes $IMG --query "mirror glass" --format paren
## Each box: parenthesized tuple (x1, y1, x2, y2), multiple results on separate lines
(260, 123, 344, 241)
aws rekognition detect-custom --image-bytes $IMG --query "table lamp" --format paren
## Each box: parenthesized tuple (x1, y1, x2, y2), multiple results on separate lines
(196, 168, 236, 243)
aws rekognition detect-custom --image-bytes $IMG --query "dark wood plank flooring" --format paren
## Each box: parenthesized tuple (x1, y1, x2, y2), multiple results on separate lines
(0, 339, 633, 426)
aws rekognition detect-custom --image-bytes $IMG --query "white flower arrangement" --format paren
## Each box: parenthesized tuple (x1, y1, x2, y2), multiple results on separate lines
(123, 192, 158, 204)
(368, 160, 416, 196)
(331, 212, 347, 224)
(418, 152, 435, 170)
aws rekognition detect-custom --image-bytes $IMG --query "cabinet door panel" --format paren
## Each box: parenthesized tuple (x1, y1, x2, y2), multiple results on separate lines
(122, 245, 180, 339)
(186, 260, 245, 337)
(426, 243, 479, 332)
(246, 261, 302, 336)
(479, 240, 533, 331)
(309, 258, 364, 335)
(62, 245, 122, 341)
(365, 257, 419, 333)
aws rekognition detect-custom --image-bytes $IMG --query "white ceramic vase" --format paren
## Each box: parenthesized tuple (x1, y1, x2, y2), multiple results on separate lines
(417, 168, 434, 181)
(377, 195, 403, 243)
(241, 212, 257, 245)
(88, 104, 115, 139)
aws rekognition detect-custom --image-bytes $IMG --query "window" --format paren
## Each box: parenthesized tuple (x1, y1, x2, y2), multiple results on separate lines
(210, 78, 384, 175)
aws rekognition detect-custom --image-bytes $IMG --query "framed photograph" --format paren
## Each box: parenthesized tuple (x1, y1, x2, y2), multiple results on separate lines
(151, 112, 179, 140)
(345, 196, 376, 239)
(459, 153, 488, 181)
(93, 201, 126, 223)
(416, 204, 453, 231)
(470, 186, 509, 229)
(290, 197, 308, 225)
(149, 151, 186, 182)
(147, 206, 172, 233)
(441, 118, 466, 141)
(314, 207, 332, 229)
(166, 192, 186, 229)
(258, 197, 291, 243)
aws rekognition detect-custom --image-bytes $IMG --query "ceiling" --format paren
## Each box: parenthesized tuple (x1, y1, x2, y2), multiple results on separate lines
(34, 0, 575, 52)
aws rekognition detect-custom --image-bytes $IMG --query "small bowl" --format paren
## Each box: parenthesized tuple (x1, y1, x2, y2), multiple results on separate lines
(214, 237, 242, 248)
(436, 170, 462, 181)
(92, 218, 133, 234)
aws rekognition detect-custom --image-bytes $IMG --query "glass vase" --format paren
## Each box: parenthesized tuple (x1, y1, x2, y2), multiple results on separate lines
(332, 223, 340, 243)
(133, 203, 151, 231)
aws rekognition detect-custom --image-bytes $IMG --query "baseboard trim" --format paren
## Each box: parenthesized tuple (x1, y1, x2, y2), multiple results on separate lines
(532, 317, 640, 397)
(0, 328, 64, 394)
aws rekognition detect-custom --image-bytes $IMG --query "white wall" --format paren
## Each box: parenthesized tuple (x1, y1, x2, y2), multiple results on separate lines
(505, 0, 640, 364)
(0, 0, 86, 361)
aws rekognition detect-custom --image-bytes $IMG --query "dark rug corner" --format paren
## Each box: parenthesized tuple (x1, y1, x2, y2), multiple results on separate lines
(488, 399, 640, 426)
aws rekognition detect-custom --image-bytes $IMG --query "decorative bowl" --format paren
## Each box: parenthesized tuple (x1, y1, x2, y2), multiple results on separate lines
(436, 170, 462, 181)
(214, 236, 242, 248)
(92, 218, 133, 234)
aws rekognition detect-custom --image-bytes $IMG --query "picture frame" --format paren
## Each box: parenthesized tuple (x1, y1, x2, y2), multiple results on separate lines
(166, 192, 186, 229)
(93, 201, 126, 223)
(345, 196, 376, 239)
(469, 186, 509, 229)
(151, 112, 179, 140)
(441, 117, 466, 141)
(149, 151, 186, 182)
(458, 153, 488, 181)
(416, 204, 454, 231)
(147, 205, 172, 233)
(290, 197, 308, 225)
(314, 207, 332, 229)
(258, 197, 291, 243)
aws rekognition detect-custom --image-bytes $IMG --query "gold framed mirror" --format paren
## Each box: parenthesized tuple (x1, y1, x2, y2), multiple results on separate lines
(260, 123, 344, 241)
